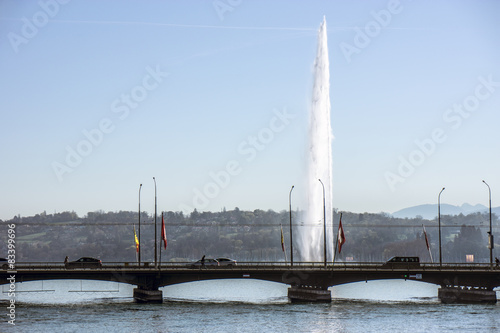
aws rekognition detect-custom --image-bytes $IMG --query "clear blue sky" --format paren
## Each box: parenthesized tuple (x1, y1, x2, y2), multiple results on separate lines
(1, 0, 499, 220)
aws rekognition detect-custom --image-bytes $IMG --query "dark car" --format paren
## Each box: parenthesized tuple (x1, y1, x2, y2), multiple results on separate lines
(0, 258, 8, 270)
(65, 257, 102, 269)
(216, 258, 237, 267)
(189, 258, 219, 268)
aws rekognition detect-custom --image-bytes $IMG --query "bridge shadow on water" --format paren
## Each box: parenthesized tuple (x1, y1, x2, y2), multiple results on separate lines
(0, 278, 454, 305)
(1, 279, 290, 304)
(3, 262, 500, 304)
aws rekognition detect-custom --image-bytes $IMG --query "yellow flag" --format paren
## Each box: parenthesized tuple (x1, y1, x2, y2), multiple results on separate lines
(134, 225, 139, 253)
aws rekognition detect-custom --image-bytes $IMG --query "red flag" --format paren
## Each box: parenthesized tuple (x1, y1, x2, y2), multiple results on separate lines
(422, 224, 433, 262)
(423, 225, 430, 251)
(161, 213, 167, 249)
(338, 216, 346, 253)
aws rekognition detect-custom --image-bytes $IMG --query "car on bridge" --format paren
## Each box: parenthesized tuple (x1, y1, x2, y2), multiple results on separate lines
(1, 258, 8, 270)
(382, 256, 420, 269)
(65, 257, 102, 269)
(188, 258, 219, 268)
(216, 258, 237, 267)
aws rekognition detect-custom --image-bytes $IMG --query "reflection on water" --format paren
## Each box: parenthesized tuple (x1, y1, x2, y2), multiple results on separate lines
(1, 279, 440, 304)
(1, 279, 135, 304)
(331, 280, 440, 303)
(163, 279, 289, 304)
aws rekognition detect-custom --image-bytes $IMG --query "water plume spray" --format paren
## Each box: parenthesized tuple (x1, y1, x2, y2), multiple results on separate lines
(298, 17, 333, 262)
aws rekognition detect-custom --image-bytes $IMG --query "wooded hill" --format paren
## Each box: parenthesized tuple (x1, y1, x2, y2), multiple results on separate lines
(1, 209, 497, 264)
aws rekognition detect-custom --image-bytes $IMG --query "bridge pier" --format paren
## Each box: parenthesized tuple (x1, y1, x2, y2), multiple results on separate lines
(287, 286, 331, 303)
(133, 287, 163, 303)
(438, 286, 497, 304)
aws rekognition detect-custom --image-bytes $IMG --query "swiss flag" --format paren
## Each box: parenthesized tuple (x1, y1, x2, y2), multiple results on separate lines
(338, 216, 346, 253)
(423, 225, 430, 251)
(161, 213, 167, 249)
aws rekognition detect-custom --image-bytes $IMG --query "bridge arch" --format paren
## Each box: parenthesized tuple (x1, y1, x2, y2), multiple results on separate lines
(3, 263, 500, 303)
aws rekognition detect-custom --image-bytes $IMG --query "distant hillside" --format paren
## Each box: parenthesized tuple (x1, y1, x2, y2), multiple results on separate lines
(392, 203, 499, 220)
(1, 209, 497, 263)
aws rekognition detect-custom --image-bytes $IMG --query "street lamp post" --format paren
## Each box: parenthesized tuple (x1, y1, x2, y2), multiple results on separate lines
(153, 177, 158, 268)
(483, 180, 493, 267)
(138, 183, 142, 265)
(289, 185, 294, 266)
(438, 187, 445, 267)
(318, 179, 326, 267)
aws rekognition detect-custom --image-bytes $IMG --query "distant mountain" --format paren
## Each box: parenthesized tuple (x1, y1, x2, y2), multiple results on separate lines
(391, 203, 499, 220)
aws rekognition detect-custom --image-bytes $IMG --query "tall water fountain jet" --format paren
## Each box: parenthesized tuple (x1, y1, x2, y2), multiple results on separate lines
(299, 17, 333, 262)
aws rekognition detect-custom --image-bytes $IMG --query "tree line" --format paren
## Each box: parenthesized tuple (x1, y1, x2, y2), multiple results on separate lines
(1, 209, 497, 264)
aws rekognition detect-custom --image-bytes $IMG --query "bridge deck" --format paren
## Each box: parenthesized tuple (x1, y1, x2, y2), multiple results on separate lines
(3, 262, 500, 290)
(5, 262, 500, 273)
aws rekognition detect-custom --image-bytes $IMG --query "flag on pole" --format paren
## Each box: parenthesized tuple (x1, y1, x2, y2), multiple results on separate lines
(338, 216, 346, 253)
(280, 223, 287, 262)
(280, 224, 285, 252)
(161, 213, 167, 249)
(423, 225, 430, 250)
(133, 224, 139, 253)
(422, 224, 433, 263)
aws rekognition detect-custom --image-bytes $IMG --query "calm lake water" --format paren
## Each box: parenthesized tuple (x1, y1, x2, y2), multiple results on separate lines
(1, 279, 499, 332)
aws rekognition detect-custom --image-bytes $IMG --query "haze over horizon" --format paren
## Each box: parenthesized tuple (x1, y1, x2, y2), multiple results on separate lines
(2, 201, 499, 222)
(1, 1, 499, 221)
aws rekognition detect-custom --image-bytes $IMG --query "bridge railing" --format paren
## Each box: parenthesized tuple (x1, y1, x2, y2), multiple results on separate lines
(11, 261, 333, 270)
(11, 261, 363, 270)
(11, 262, 66, 270)
(7, 261, 499, 271)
